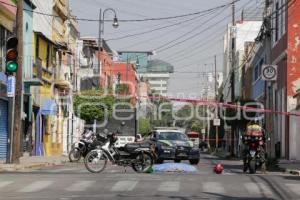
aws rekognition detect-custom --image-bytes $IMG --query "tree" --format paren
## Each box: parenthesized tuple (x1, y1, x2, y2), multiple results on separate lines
(73, 89, 115, 124)
(138, 118, 151, 136)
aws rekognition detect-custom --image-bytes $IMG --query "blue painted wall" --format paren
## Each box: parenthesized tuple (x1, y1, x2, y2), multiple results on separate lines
(252, 54, 266, 100)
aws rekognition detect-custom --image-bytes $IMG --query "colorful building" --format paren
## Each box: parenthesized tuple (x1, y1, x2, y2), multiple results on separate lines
(98, 40, 114, 88)
(113, 62, 137, 97)
(0, 0, 16, 162)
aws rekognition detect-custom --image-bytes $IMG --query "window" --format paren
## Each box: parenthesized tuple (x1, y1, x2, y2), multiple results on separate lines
(35, 36, 39, 58)
(46, 44, 50, 68)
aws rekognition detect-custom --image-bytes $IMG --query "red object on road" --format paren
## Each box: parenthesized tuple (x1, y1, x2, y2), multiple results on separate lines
(214, 163, 223, 174)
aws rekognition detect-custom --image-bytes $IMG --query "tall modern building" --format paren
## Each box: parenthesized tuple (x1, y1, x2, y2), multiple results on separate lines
(117, 51, 174, 96)
(140, 59, 174, 96)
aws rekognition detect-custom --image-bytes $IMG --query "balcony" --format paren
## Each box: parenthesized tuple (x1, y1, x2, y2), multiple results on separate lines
(53, 0, 67, 20)
(26, 57, 43, 86)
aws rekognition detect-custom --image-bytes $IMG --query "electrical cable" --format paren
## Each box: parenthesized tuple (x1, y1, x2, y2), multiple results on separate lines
(0, 0, 241, 22)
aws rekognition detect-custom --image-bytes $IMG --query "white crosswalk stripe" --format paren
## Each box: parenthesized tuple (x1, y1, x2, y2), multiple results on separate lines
(18, 181, 54, 193)
(66, 181, 95, 192)
(257, 182, 273, 197)
(285, 183, 300, 196)
(202, 182, 225, 194)
(0, 181, 13, 189)
(244, 182, 274, 197)
(244, 182, 262, 195)
(111, 180, 138, 192)
(158, 181, 180, 192)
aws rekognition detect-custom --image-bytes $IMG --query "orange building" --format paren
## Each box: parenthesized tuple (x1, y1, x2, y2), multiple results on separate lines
(98, 40, 114, 88)
(113, 62, 137, 97)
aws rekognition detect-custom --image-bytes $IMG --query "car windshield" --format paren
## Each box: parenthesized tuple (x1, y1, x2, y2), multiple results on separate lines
(158, 132, 188, 141)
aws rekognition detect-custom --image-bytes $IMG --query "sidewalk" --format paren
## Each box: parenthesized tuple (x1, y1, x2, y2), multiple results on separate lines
(0, 154, 68, 172)
(279, 160, 300, 176)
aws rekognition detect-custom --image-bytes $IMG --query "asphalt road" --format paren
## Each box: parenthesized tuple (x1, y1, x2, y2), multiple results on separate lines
(0, 154, 299, 200)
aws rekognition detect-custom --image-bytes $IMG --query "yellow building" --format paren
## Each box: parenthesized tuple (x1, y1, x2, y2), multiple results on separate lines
(52, 0, 73, 155)
(32, 32, 63, 156)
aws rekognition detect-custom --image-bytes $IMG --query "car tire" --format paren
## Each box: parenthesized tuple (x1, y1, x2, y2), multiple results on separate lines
(189, 159, 199, 165)
(174, 159, 181, 163)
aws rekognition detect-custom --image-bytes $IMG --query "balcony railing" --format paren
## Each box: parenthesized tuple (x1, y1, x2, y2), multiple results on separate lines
(33, 57, 43, 80)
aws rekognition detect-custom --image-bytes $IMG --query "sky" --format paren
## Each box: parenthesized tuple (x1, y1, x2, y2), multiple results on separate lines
(69, 0, 264, 98)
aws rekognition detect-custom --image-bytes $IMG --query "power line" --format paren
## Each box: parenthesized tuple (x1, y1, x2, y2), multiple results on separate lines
(0, 0, 241, 22)
(106, 10, 216, 41)
(155, 0, 253, 53)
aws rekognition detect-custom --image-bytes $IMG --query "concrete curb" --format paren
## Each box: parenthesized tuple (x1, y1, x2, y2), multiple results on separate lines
(0, 160, 67, 172)
(286, 169, 300, 176)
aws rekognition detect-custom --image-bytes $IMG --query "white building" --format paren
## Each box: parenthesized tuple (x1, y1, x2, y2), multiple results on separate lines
(141, 73, 170, 96)
(139, 59, 174, 96)
(222, 20, 262, 156)
(223, 20, 262, 102)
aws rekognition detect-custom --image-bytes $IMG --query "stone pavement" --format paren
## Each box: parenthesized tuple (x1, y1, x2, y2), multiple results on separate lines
(0, 155, 68, 172)
(279, 160, 300, 176)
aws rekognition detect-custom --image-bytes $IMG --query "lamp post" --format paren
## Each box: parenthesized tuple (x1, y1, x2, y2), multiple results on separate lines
(98, 8, 119, 81)
(94, 8, 118, 133)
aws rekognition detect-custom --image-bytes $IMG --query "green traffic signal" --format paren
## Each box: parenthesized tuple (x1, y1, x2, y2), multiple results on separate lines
(6, 37, 18, 73)
(6, 61, 18, 73)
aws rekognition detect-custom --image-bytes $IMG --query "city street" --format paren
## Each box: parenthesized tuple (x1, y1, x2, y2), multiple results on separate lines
(0, 154, 299, 200)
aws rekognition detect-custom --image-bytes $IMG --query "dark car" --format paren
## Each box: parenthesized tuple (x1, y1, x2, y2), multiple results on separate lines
(148, 129, 200, 165)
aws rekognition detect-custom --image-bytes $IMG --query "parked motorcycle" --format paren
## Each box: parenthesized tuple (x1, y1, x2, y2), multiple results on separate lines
(68, 130, 104, 162)
(84, 125, 154, 173)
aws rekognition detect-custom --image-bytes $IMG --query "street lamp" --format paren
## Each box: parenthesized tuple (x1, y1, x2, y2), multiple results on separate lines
(98, 8, 119, 76)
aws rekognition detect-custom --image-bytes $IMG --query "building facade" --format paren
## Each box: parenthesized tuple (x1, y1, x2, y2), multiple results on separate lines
(0, 0, 16, 162)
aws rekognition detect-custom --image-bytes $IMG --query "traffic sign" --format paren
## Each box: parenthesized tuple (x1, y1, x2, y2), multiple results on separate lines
(262, 65, 277, 81)
(7, 76, 15, 97)
(201, 129, 205, 134)
(213, 118, 220, 126)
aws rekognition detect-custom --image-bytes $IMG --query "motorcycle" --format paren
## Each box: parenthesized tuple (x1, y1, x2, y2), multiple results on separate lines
(69, 130, 104, 162)
(242, 129, 266, 174)
(84, 126, 154, 173)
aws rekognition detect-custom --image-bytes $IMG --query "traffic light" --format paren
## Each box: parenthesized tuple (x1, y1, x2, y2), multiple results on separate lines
(5, 36, 18, 73)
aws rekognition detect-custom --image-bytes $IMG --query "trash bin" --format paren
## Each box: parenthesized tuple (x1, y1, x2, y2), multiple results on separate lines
(275, 142, 281, 158)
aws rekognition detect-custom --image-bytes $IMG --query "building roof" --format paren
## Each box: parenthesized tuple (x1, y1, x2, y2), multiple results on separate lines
(117, 51, 153, 55)
(34, 31, 56, 45)
(146, 59, 174, 73)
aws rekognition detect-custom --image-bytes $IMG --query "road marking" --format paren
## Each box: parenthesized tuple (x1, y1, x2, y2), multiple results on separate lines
(66, 181, 95, 192)
(285, 184, 300, 196)
(158, 181, 180, 192)
(18, 181, 54, 192)
(111, 181, 138, 192)
(0, 181, 13, 189)
(245, 182, 273, 197)
(47, 168, 77, 173)
(203, 182, 225, 194)
(244, 182, 261, 195)
(257, 182, 273, 197)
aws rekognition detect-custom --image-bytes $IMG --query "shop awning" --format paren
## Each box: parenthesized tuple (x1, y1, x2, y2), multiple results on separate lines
(41, 99, 57, 115)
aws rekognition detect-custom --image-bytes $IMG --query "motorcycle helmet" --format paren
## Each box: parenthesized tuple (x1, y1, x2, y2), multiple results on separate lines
(214, 163, 223, 174)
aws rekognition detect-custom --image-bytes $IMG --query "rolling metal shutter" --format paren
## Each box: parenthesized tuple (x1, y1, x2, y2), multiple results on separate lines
(0, 99, 8, 160)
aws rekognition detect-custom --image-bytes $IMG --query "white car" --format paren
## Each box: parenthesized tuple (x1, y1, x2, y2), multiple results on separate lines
(114, 136, 135, 148)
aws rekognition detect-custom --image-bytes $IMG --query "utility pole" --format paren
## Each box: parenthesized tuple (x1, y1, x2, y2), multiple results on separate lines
(230, 0, 236, 157)
(12, 0, 24, 163)
(214, 55, 219, 151)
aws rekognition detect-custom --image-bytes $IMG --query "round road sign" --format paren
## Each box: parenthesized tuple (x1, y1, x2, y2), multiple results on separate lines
(262, 65, 277, 80)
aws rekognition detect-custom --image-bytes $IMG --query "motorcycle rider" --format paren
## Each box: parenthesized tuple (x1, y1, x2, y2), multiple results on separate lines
(242, 119, 266, 172)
